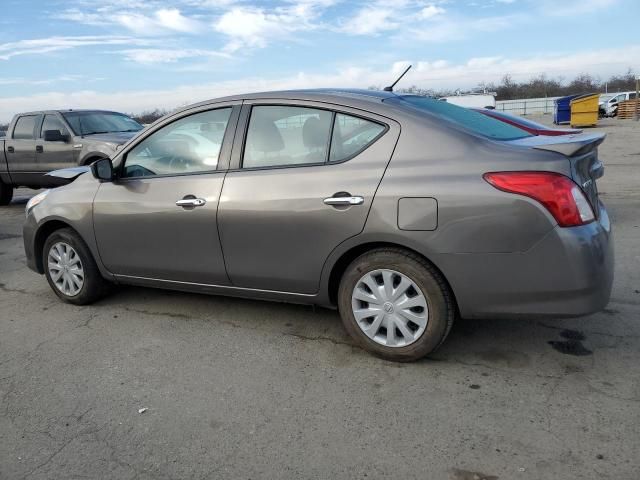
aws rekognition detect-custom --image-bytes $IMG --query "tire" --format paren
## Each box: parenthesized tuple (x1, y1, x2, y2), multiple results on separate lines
(0, 179, 13, 206)
(43, 228, 111, 305)
(338, 248, 455, 362)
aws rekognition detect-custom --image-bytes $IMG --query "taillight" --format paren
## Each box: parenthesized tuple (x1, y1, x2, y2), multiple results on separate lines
(483, 171, 595, 227)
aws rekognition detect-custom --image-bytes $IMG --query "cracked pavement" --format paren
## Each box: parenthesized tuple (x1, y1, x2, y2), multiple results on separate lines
(1, 117, 639, 479)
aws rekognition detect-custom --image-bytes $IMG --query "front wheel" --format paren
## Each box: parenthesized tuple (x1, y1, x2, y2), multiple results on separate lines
(338, 248, 455, 362)
(0, 179, 13, 206)
(43, 228, 111, 305)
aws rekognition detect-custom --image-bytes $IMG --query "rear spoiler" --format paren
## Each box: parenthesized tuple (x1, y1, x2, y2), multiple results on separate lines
(530, 133, 606, 157)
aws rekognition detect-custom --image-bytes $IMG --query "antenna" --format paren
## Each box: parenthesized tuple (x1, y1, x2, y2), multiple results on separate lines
(383, 65, 412, 92)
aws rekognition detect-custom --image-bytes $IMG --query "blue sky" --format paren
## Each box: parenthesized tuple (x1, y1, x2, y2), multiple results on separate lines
(0, 0, 638, 121)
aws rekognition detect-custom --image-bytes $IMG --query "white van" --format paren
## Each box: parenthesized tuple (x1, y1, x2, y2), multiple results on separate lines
(439, 93, 496, 109)
(603, 91, 637, 117)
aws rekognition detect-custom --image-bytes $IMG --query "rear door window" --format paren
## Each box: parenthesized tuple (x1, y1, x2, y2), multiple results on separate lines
(391, 96, 532, 141)
(13, 115, 38, 140)
(242, 106, 332, 168)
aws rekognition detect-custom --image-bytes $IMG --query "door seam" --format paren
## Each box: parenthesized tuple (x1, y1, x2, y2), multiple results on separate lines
(216, 100, 245, 286)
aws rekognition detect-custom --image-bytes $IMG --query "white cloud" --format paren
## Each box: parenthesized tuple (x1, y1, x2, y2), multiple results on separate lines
(341, 2, 447, 36)
(402, 13, 522, 43)
(0, 75, 99, 86)
(120, 48, 228, 64)
(113, 9, 203, 35)
(153, 8, 203, 32)
(418, 5, 446, 20)
(56, 9, 104, 26)
(0, 36, 149, 60)
(341, 7, 398, 35)
(59, 7, 203, 35)
(214, 5, 319, 51)
(2, 44, 638, 122)
(539, 0, 618, 15)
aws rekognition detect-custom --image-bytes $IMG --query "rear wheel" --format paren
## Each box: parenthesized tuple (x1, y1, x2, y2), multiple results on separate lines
(338, 248, 455, 362)
(43, 228, 111, 305)
(0, 179, 13, 206)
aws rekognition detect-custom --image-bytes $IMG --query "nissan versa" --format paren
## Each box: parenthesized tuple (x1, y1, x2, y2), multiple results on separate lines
(23, 89, 613, 362)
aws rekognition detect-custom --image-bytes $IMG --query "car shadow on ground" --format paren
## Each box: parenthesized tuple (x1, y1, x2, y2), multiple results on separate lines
(97, 284, 609, 372)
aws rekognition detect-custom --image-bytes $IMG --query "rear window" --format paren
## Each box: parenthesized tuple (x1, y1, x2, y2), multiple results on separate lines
(391, 95, 533, 141)
(484, 110, 548, 129)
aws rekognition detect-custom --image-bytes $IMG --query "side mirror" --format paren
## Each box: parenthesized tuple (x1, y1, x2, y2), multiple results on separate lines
(43, 129, 66, 142)
(90, 158, 114, 182)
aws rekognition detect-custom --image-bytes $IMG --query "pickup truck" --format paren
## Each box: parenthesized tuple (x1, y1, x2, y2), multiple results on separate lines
(0, 110, 143, 205)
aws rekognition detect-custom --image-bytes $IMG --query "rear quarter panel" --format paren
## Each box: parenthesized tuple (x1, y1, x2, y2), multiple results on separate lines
(366, 112, 572, 254)
(351, 111, 575, 316)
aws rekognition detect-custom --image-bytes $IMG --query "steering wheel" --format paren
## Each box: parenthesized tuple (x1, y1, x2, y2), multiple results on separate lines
(124, 164, 156, 177)
(157, 155, 188, 171)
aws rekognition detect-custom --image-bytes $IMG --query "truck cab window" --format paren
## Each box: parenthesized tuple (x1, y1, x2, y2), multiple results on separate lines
(13, 116, 38, 140)
(41, 115, 69, 138)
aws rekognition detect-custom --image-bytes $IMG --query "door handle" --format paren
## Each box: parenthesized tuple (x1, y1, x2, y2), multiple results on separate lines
(7, 146, 14, 153)
(36, 145, 43, 153)
(176, 197, 206, 208)
(323, 195, 364, 206)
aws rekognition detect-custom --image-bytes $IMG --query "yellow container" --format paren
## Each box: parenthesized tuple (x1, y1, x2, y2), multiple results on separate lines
(570, 94, 599, 127)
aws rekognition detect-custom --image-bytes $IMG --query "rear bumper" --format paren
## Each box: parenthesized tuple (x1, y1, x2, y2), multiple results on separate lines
(440, 201, 614, 319)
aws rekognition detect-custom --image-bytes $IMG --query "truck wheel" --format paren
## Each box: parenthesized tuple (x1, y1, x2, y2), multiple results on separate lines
(338, 248, 455, 362)
(0, 179, 13, 206)
(43, 228, 111, 305)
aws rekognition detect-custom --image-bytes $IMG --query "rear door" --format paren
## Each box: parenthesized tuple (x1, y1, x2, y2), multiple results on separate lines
(36, 114, 74, 172)
(4, 114, 41, 185)
(217, 100, 400, 294)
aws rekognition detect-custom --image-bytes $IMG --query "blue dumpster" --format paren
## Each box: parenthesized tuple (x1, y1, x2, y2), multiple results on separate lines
(554, 94, 580, 124)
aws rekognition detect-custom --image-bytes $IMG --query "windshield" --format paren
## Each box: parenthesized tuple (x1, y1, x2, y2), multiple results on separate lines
(390, 95, 533, 141)
(62, 112, 143, 136)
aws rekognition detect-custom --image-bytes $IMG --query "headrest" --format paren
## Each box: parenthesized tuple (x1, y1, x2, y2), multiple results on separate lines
(249, 118, 284, 153)
(303, 117, 326, 149)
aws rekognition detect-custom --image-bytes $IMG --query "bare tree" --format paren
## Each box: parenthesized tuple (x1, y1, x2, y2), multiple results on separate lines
(130, 109, 169, 125)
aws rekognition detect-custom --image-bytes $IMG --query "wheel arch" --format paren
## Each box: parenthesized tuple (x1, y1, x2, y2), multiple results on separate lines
(325, 241, 459, 313)
(33, 219, 82, 273)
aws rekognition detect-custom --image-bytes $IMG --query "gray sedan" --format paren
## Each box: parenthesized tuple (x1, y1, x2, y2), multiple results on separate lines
(23, 89, 613, 361)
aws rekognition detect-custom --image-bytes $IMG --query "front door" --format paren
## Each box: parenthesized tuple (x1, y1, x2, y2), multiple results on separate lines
(36, 113, 74, 172)
(4, 114, 41, 185)
(218, 102, 400, 294)
(93, 104, 239, 284)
